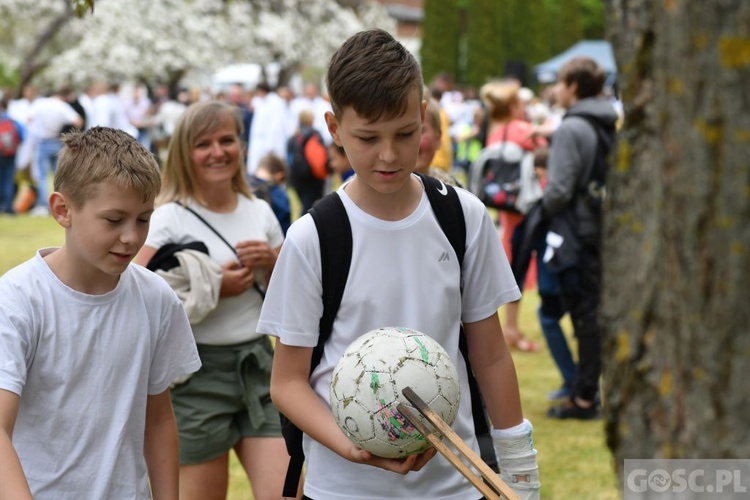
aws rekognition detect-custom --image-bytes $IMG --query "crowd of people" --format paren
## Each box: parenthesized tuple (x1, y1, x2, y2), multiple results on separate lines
(0, 26, 623, 499)
(0, 79, 351, 222)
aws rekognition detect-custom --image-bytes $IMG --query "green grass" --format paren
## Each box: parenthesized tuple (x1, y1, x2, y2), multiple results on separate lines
(0, 212, 620, 499)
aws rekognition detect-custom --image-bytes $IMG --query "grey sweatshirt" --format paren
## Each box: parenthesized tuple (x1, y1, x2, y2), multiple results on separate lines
(542, 97, 619, 237)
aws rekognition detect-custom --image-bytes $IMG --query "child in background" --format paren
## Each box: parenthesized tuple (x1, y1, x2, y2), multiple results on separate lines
(415, 94, 463, 188)
(258, 29, 539, 500)
(253, 152, 292, 234)
(327, 143, 354, 183)
(0, 127, 201, 498)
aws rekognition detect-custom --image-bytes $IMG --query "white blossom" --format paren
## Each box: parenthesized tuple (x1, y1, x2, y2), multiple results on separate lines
(0, 0, 395, 89)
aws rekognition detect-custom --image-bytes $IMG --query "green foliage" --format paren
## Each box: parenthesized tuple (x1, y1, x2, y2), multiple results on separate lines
(464, 0, 503, 88)
(72, 0, 95, 17)
(420, 0, 461, 87)
(557, 0, 583, 52)
(0, 63, 19, 91)
(579, 0, 606, 39)
(425, 0, 603, 88)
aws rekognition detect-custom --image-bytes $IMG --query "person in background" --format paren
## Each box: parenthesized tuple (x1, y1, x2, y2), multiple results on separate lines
(0, 97, 25, 214)
(27, 87, 84, 216)
(480, 79, 547, 353)
(287, 109, 328, 215)
(251, 152, 292, 235)
(124, 85, 154, 149)
(134, 101, 291, 499)
(246, 83, 293, 176)
(327, 143, 354, 183)
(415, 94, 463, 188)
(542, 57, 618, 420)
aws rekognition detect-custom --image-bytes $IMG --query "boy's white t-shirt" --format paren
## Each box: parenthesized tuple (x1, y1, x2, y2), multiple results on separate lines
(145, 196, 284, 345)
(257, 177, 521, 500)
(0, 250, 202, 499)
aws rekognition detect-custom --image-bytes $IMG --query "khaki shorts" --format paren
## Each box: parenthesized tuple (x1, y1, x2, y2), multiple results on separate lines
(171, 336, 282, 464)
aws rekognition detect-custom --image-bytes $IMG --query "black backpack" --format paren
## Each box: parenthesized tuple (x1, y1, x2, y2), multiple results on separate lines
(280, 173, 498, 497)
(287, 129, 325, 188)
(470, 126, 535, 214)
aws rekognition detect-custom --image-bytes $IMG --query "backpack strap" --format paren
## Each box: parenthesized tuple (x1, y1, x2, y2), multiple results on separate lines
(280, 192, 352, 498)
(309, 192, 353, 368)
(565, 112, 615, 188)
(417, 173, 498, 472)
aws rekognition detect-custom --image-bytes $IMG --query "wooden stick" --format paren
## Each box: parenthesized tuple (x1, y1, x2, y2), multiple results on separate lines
(400, 387, 519, 500)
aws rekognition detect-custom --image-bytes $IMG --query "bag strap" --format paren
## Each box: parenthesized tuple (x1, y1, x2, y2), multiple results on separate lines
(309, 192, 353, 370)
(178, 203, 266, 299)
(565, 113, 615, 188)
(417, 173, 498, 472)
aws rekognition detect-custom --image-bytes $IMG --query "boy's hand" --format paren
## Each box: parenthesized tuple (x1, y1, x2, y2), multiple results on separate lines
(347, 445, 438, 474)
(219, 262, 255, 297)
(234, 240, 276, 270)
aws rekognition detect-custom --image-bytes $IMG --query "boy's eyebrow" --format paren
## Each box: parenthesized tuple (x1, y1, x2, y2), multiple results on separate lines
(100, 208, 155, 216)
(352, 122, 421, 134)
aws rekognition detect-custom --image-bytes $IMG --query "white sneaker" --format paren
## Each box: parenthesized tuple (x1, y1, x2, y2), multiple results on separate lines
(29, 206, 50, 217)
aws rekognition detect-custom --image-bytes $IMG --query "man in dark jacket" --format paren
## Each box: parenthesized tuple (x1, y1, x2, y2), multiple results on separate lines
(543, 57, 619, 420)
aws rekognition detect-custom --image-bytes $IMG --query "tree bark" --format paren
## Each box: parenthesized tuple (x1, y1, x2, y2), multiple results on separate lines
(602, 0, 750, 477)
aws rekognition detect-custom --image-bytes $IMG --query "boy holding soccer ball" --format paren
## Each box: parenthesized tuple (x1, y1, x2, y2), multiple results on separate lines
(0, 127, 201, 498)
(258, 29, 539, 499)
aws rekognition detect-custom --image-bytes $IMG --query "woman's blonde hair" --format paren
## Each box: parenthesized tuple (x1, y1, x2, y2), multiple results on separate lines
(480, 80, 521, 123)
(158, 101, 251, 206)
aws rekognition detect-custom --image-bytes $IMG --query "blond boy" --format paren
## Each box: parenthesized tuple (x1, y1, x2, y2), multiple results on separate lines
(0, 127, 201, 499)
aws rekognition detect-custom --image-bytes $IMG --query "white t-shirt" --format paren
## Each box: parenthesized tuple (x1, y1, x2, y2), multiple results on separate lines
(28, 97, 81, 140)
(257, 177, 521, 500)
(145, 196, 284, 345)
(0, 249, 201, 499)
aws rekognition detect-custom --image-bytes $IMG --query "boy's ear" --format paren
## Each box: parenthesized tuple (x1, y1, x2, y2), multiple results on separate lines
(49, 192, 72, 228)
(325, 111, 342, 146)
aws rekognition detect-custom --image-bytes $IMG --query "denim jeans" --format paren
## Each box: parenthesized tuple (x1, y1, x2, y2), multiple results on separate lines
(536, 237, 577, 389)
(0, 155, 15, 213)
(33, 138, 62, 209)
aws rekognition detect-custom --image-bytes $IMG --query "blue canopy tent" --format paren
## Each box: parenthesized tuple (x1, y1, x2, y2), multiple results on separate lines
(534, 40, 617, 86)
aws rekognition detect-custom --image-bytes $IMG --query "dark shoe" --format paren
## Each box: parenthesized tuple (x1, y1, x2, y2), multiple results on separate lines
(547, 385, 573, 401)
(546, 399, 600, 420)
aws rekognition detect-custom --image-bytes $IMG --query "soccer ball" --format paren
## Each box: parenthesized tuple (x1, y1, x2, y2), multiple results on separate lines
(329, 326, 460, 458)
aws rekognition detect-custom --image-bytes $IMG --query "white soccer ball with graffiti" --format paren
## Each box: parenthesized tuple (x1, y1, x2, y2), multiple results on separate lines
(329, 326, 460, 458)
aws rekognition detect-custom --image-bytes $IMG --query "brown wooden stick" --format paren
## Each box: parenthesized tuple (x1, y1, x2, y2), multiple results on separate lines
(400, 387, 519, 500)
(397, 403, 502, 499)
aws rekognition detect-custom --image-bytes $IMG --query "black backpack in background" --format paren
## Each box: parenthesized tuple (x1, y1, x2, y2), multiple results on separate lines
(279, 173, 498, 497)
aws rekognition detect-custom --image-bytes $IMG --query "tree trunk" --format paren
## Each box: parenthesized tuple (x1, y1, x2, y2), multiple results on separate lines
(17, 0, 75, 94)
(602, 0, 750, 477)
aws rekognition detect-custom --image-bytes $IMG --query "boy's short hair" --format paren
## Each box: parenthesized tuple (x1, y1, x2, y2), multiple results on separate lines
(480, 80, 520, 122)
(258, 152, 287, 180)
(55, 127, 161, 208)
(423, 94, 442, 136)
(558, 57, 605, 100)
(160, 101, 251, 205)
(327, 28, 423, 122)
(298, 109, 314, 128)
(533, 145, 549, 168)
